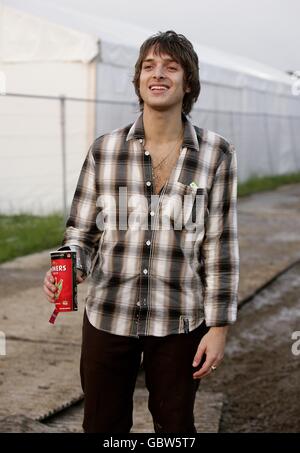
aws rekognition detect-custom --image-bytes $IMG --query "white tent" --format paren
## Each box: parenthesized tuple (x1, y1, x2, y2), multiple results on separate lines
(0, 1, 299, 214)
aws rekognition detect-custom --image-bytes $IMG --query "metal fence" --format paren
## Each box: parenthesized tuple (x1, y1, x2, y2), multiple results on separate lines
(1, 89, 300, 217)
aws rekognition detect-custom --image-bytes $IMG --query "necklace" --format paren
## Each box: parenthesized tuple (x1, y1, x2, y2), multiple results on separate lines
(148, 126, 184, 181)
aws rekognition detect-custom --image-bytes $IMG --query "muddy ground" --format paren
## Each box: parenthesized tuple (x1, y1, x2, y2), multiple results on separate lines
(201, 262, 300, 432)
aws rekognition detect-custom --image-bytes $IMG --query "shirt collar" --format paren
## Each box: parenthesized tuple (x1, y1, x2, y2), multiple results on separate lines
(126, 112, 200, 152)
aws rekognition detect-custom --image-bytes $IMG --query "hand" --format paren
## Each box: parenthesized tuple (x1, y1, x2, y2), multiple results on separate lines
(76, 270, 86, 283)
(192, 326, 229, 379)
(43, 269, 86, 303)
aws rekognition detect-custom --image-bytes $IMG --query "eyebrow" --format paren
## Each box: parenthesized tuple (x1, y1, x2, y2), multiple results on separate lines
(142, 58, 179, 64)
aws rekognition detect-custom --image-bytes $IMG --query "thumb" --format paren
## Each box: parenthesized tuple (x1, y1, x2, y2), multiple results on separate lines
(76, 270, 86, 284)
(192, 344, 205, 367)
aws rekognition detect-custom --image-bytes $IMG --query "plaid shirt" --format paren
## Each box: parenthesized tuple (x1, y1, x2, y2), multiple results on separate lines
(61, 112, 239, 337)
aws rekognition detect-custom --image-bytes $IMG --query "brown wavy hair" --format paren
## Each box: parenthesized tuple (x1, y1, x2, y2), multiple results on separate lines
(132, 30, 200, 116)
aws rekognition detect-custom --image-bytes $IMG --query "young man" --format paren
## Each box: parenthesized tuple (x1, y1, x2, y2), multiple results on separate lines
(43, 30, 239, 433)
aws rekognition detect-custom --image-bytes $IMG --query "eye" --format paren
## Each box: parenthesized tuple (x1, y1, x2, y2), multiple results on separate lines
(143, 65, 152, 70)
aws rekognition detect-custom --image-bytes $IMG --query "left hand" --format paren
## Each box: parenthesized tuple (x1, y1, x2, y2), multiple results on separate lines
(192, 326, 229, 379)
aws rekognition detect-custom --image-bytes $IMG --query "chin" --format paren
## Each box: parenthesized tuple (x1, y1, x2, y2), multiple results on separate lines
(148, 103, 169, 111)
(144, 99, 175, 111)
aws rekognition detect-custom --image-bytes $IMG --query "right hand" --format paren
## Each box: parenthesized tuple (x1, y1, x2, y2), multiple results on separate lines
(43, 269, 86, 303)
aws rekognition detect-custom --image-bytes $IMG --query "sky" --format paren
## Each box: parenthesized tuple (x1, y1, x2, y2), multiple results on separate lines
(48, 0, 300, 73)
(3, 0, 300, 73)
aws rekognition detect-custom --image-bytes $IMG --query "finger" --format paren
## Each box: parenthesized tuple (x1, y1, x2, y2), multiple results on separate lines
(44, 285, 57, 298)
(209, 358, 222, 371)
(44, 284, 54, 298)
(193, 364, 212, 379)
(76, 270, 86, 283)
(44, 277, 55, 289)
(44, 279, 57, 293)
(193, 356, 217, 379)
(192, 346, 205, 368)
(193, 368, 212, 380)
(47, 296, 56, 304)
(43, 284, 56, 301)
(46, 269, 54, 283)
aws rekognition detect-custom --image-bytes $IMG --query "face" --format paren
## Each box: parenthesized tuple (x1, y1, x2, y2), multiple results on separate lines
(139, 46, 191, 113)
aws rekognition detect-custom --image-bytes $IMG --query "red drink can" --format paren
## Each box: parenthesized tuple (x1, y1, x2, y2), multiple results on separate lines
(49, 249, 78, 323)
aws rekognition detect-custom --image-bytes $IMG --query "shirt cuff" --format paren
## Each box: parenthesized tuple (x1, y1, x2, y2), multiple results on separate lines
(57, 245, 87, 276)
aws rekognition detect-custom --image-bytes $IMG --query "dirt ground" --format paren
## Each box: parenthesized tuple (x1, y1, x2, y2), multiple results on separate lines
(0, 183, 300, 431)
(201, 262, 300, 432)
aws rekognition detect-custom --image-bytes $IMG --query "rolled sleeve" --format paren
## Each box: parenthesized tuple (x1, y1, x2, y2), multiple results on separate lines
(60, 142, 102, 276)
(200, 144, 239, 326)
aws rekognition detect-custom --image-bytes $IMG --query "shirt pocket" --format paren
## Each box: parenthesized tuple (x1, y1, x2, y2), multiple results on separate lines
(162, 181, 206, 231)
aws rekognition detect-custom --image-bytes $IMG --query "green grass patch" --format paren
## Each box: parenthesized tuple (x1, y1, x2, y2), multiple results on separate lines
(238, 172, 300, 197)
(0, 213, 65, 264)
(1, 172, 300, 263)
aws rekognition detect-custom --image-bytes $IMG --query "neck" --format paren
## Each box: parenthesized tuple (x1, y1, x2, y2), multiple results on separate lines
(143, 106, 184, 145)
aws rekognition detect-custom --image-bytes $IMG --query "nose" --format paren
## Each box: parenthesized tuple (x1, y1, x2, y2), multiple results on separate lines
(153, 64, 165, 79)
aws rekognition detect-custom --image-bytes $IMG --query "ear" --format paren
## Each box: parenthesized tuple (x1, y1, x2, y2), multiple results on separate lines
(185, 86, 191, 93)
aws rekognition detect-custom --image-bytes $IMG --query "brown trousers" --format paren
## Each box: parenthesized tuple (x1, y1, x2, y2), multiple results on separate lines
(80, 310, 210, 433)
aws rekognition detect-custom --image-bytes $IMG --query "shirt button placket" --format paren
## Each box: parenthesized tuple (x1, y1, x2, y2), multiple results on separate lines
(137, 142, 154, 335)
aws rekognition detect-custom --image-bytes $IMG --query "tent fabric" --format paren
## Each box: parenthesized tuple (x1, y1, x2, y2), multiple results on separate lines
(0, 4, 98, 63)
(0, 1, 300, 215)
(1, 2, 296, 95)
(1, 1, 294, 85)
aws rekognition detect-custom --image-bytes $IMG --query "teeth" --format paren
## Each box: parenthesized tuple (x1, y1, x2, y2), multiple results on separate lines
(150, 86, 168, 90)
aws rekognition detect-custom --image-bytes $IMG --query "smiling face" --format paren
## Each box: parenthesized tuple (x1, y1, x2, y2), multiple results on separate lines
(139, 46, 191, 113)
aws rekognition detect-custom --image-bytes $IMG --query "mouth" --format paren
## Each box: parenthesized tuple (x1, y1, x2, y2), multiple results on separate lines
(148, 84, 169, 94)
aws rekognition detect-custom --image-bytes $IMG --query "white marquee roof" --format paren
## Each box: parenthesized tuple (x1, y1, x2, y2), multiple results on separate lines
(0, 0, 293, 88)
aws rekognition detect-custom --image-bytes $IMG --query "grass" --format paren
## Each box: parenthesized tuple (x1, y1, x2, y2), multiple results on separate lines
(0, 213, 65, 264)
(1, 172, 300, 264)
(238, 172, 300, 197)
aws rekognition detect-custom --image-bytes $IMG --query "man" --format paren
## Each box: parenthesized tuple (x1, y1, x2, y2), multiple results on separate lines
(43, 30, 239, 433)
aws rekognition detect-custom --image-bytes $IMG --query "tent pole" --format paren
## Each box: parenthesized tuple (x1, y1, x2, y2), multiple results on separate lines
(60, 95, 67, 224)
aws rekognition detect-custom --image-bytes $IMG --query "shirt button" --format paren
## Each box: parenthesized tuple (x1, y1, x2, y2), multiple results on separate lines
(146, 240, 151, 246)
(144, 150, 150, 156)
(137, 301, 140, 306)
(143, 269, 148, 274)
(150, 211, 155, 216)
(139, 139, 143, 144)
(146, 181, 151, 186)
